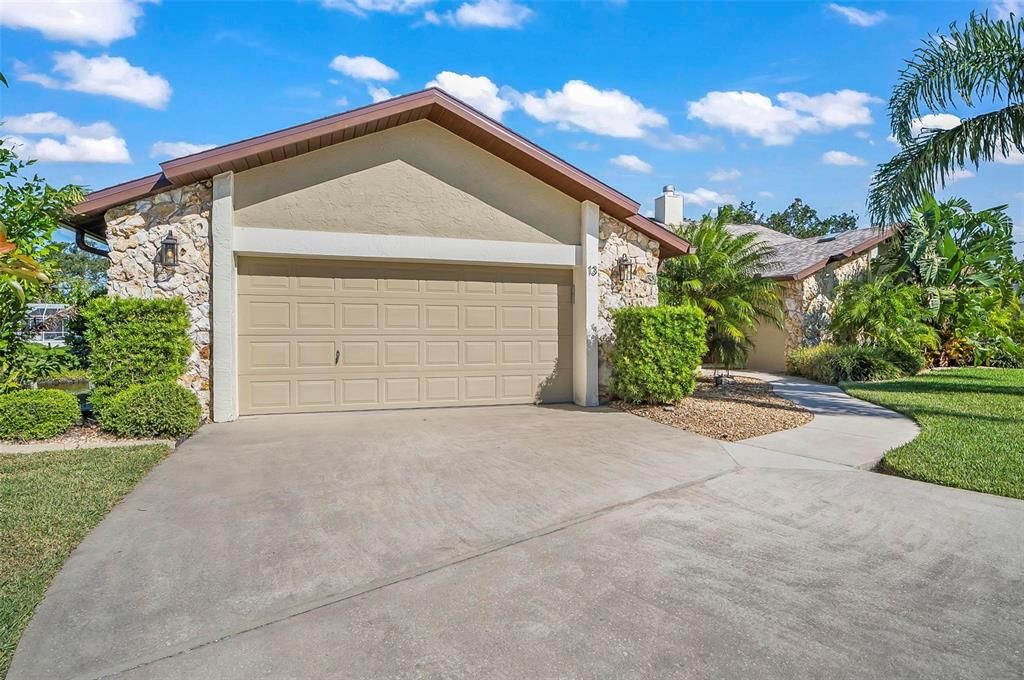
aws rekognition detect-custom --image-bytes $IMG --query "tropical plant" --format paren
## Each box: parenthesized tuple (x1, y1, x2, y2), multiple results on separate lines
(868, 12, 1024, 224)
(830, 271, 938, 353)
(786, 343, 906, 384)
(660, 207, 783, 369)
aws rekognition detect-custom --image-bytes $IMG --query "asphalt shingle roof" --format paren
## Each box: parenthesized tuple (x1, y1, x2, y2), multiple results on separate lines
(724, 224, 892, 279)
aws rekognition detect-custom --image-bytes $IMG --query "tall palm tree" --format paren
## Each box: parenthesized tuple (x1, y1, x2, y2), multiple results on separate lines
(659, 208, 783, 370)
(868, 12, 1024, 224)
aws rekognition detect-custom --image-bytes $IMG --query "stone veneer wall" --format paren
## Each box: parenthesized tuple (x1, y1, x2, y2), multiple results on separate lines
(596, 212, 660, 399)
(779, 252, 871, 353)
(104, 181, 213, 418)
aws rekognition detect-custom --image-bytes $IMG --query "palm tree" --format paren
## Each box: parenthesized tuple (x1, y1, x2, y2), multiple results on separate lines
(868, 12, 1024, 224)
(659, 208, 783, 370)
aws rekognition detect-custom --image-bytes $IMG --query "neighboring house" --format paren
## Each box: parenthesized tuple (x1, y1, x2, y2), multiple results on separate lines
(25, 303, 71, 346)
(66, 89, 689, 421)
(724, 223, 893, 372)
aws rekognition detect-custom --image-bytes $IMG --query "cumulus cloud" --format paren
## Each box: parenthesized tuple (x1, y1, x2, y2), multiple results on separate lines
(822, 150, 867, 166)
(688, 89, 878, 145)
(0, 0, 148, 45)
(329, 55, 399, 81)
(827, 3, 887, 27)
(758, 191, 775, 198)
(426, 72, 512, 119)
(948, 169, 975, 183)
(680, 187, 737, 207)
(644, 132, 712, 151)
(891, 113, 1024, 164)
(2, 112, 130, 163)
(708, 168, 741, 182)
(442, 0, 533, 28)
(610, 154, 653, 174)
(320, 0, 433, 16)
(993, 0, 1022, 20)
(368, 85, 394, 103)
(572, 140, 600, 151)
(149, 141, 217, 159)
(521, 80, 667, 139)
(2, 111, 115, 138)
(17, 52, 171, 109)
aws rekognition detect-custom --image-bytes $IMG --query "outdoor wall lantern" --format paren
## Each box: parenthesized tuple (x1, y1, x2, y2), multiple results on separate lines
(616, 254, 637, 281)
(159, 231, 179, 267)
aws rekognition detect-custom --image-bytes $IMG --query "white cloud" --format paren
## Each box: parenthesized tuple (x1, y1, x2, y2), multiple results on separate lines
(426, 72, 511, 119)
(5, 134, 131, 164)
(368, 85, 394, 103)
(18, 51, 171, 109)
(708, 168, 741, 182)
(149, 141, 216, 159)
(688, 89, 878, 145)
(329, 55, 399, 81)
(854, 130, 871, 139)
(822, 150, 867, 166)
(320, 0, 433, 16)
(910, 113, 961, 137)
(996, 147, 1024, 165)
(572, 140, 600, 151)
(0, 0, 148, 45)
(994, 0, 1022, 20)
(827, 3, 887, 27)
(610, 154, 653, 174)
(948, 169, 974, 183)
(2, 112, 130, 163)
(335, 96, 350, 107)
(521, 80, 667, 138)
(680, 187, 737, 207)
(444, 0, 533, 28)
(2, 111, 115, 138)
(758, 191, 775, 198)
(644, 132, 712, 151)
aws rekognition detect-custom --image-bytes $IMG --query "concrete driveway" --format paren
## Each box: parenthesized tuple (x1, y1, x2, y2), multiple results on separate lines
(10, 405, 1024, 679)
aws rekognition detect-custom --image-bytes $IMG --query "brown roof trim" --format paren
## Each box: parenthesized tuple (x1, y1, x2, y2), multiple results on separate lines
(70, 88, 689, 256)
(768, 228, 894, 281)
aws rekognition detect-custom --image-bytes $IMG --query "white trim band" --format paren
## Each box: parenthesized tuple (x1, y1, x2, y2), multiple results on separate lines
(233, 227, 579, 268)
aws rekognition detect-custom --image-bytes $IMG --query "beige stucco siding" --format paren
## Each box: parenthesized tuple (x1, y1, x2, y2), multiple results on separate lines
(233, 120, 580, 245)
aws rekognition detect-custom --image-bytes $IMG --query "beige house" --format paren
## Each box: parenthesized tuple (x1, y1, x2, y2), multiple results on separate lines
(68, 89, 690, 421)
(725, 224, 893, 372)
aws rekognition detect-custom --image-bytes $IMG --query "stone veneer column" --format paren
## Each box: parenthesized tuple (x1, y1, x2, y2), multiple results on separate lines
(596, 212, 660, 400)
(104, 181, 213, 418)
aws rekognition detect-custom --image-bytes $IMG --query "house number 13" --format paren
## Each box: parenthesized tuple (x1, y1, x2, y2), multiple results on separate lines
(587, 266, 598, 276)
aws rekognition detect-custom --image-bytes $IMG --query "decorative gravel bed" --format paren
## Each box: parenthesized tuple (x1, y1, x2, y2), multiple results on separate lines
(611, 375, 813, 441)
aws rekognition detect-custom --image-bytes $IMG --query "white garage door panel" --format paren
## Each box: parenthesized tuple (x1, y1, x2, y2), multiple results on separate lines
(237, 258, 573, 415)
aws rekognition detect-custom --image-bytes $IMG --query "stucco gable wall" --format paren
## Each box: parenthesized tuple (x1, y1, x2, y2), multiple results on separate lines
(232, 120, 581, 246)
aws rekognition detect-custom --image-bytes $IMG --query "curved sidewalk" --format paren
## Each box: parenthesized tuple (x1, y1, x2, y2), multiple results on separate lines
(723, 371, 920, 471)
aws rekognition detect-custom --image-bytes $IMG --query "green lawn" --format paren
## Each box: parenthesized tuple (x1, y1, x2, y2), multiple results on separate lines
(844, 368, 1024, 500)
(0, 445, 170, 678)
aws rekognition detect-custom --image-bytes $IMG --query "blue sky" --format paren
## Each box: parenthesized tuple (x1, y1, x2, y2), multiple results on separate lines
(1, 0, 1021, 252)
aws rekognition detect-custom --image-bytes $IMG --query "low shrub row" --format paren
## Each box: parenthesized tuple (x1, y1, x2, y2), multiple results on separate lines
(786, 343, 919, 384)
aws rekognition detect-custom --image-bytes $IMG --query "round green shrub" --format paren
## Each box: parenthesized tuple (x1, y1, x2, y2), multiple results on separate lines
(97, 382, 201, 439)
(610, 305, 708, 404)
(0, 388, 80, 441)
(881, 345, 926, 376)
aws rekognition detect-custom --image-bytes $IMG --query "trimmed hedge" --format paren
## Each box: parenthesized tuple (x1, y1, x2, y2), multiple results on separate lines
(786, 344, 906, 384)
(96, 382, 201, 438)
(610, 305, 707, 404)
(0, 389, 80, 441)
(82, 297, 192, 394)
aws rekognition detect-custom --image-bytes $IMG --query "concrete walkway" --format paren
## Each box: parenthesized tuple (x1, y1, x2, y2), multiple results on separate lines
(723, 371, 920, 471)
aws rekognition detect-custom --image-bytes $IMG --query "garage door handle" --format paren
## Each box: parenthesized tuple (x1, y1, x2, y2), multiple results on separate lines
(335, 350, 340, 365)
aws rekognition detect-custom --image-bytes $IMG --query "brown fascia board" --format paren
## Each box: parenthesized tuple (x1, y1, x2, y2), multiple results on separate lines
(69, 88, 690, 255)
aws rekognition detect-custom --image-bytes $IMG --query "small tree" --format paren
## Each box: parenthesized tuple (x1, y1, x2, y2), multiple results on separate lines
(763, 198, 859, 238)
(660, 207, 783, 370)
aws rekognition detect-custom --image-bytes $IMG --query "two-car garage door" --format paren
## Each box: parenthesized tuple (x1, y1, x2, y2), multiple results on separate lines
(237, 258, 573, 415)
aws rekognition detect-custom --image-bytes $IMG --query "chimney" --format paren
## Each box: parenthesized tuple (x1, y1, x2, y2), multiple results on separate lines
(654, 185, 683, 225)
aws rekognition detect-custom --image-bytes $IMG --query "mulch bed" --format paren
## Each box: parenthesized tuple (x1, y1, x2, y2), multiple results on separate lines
(610, 375, 813, 441)
(2, 424, 148, 449)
